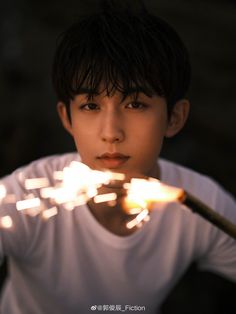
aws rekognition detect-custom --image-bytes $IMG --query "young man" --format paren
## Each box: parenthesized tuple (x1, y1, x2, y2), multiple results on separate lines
(0, 2, 235, 313)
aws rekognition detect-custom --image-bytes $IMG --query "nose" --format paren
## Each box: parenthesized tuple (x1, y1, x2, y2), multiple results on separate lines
(100, 110, 124, 143)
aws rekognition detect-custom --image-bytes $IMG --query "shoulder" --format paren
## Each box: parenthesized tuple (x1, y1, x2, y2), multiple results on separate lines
(159, 158, 235, 216)
(159, 158, 223, 193)
(4, 152, 80, 180)
(159, 158, 217, 190)
(23, 152, 80, 173)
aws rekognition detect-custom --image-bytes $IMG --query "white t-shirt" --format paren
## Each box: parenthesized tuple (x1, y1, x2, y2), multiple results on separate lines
(0, 153, 236, 314)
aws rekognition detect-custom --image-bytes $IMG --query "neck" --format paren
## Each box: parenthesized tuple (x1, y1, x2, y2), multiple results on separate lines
(87, 161, 160, 236)
(88, 200, 137, 236)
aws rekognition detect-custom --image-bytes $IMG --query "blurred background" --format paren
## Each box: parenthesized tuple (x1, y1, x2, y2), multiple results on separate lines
(0, 0, 236, 313)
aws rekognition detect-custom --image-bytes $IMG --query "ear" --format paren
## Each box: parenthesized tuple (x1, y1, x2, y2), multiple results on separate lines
(57, 102, 73, 136)
(165, 99, 190, 138)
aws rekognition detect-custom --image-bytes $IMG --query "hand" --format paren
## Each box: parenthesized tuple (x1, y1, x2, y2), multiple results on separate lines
(87, 174, 148, 235)
(89, 179, 128, 215)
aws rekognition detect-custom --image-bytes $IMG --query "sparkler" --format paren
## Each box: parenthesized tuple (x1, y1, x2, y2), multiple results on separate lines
(183, 192, 236, 240)
(124, 177, 236, 239)
(0, 161, 236, 239)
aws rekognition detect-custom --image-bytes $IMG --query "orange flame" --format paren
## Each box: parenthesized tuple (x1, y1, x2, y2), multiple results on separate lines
(123, 178, 184, 215)
(0, 161, 185, 230)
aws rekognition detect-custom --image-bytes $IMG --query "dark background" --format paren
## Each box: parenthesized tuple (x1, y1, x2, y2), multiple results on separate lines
(0, 0, 236, 313)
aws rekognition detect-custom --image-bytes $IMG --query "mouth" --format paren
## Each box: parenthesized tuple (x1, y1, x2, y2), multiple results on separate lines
(97, 153, 130, 169)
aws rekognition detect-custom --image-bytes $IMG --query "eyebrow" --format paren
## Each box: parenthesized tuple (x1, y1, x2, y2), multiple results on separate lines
(123, 87, 155, 100)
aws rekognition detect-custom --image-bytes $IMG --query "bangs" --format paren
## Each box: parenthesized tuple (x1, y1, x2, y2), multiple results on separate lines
(54, 13, 165, 103)
(52, 7, 190, 110)
(70, 55, 163, 101)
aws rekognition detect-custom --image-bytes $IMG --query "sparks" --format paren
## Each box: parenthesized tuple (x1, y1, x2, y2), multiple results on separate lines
(94, 193, 117, 204)
(0, 216, 13, 229)
(6, 160, 235, 237)
(0, 161, 186, 230)
(25, 178, 50, 190)
(42, 207, 58, 220)
(126, 208, 150, 229)
(0, 161, 185, 230)
(0, 183, 7, 201)
(123, 178, 184, 215)
(16, 197, 41, 211)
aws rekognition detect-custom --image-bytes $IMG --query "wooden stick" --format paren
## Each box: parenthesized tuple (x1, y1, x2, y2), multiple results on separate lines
(183, 192, 236, 240)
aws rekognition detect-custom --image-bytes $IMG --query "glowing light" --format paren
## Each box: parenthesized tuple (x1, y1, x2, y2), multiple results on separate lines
(42, 207, 58, 220)
(0, 216, 13, 229)
(50, 162, 100, 205)
(94, 193, 117, 204)
(125, 207, 144, 215)
(63, 194, 90, 210)
(1, 161, 186, 230)
(16, 197, 41, 211)
(53, 171, 64, 180)
(126, 209, 149, 229)
(0, 183, 6, 201)
(25, 178, 49, 190)
(124, 178, 183, 214)
(45, 187, 73, 204)
(39, 162, 126, 209)
(24, 206, 43, 217)
(40, 187, 55, 199)
(86, 187, 98, 199)
(107, 172, 126, 181)
(41, 162, 118, 208)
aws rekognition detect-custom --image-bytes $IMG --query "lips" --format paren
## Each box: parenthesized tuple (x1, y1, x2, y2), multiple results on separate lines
(97, 153, 130, 169)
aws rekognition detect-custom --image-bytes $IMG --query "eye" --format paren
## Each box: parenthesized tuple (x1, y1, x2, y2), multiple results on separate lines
(79, 103, 100, 111)
(125, 102, 148, 110)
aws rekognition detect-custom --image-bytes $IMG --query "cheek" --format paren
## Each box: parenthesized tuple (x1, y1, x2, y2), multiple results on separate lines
(70, 119, 91, 140)
(134, 118, 167, 143)
(69, 124, 87, 151)
(135, 121, 166, 159)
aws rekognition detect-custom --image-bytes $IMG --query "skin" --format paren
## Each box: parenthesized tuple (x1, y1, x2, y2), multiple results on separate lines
(58, 90, 189, 235)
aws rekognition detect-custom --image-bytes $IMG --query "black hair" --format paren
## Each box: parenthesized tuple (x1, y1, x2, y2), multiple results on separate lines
(52, 0, 191, 116)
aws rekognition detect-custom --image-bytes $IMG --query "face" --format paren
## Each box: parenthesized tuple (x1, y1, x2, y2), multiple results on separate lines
(58, 90, 189, 179)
